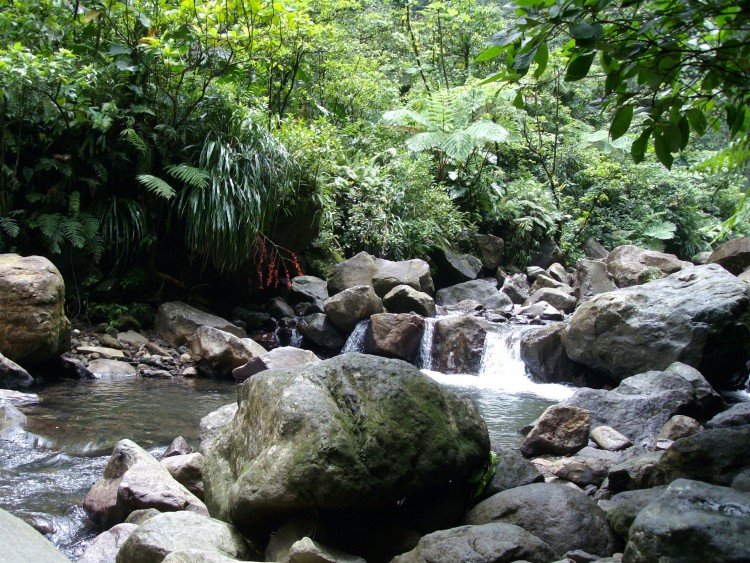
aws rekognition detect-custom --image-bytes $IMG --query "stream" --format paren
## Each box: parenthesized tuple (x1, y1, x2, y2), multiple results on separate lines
(0, 322, 572, 560)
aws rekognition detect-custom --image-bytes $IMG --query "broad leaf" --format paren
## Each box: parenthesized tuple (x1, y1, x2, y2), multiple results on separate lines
(653, 133, 674, 169)
(565, 51, 595, 81)
(609, 105, 634, 140)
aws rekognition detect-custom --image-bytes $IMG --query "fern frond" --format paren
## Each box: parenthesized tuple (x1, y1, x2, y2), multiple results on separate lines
(406, 131, 447, 153)
(121, 128, 149, 155)
(69, 191, 81, 217)
(0, 216, 20, 238)
(644, 220, 677, 240)
(166, 164, 210, 190)
(382, 109, 432, 129)
(462, 121, 511, 144)
(61, 216, 86, 248)
(442, 132, 475, 162)
(35, 213, 64, 253)
(696, 133, 750, 174)
(136, 174, 176, 199)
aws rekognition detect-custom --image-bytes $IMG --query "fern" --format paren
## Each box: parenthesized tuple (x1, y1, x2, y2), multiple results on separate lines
(166, 164, 210, 190)
(61, 216, 86, 248)
(35, 213, 64, 253)
(0, 216, 19, 238)
(69, 191, 81, 216)
(696, 133, 750, 174)
(644, 220, 677, 240)
(121, 128, 149, 155)
(136, 174, 176, 199)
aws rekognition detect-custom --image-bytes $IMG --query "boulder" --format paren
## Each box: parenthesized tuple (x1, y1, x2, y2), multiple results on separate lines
(590, 426, 632, 451)
(0, 388, 40, 405)
(0, 506, 70, 563)
(372, 257, 434, 297)
(429, 315, 491, 374)
(116, 512, 256, 563)
(476, 234, 505, 270)
(118, 330, 149, 347)
(519, 323, 583, 385)
(188, 326, 266, 378)
(0, 254, 70, 364)
(199, 403, 237, 455)
(547, 262, 570, 285)
(575, 259, 617, 303)
(84, 438, 208, 529)
(363, 313, 424, 362)
(434, 248, 482, 284)
(78, 523, 138, 563)
(160, 453, 205, 500)
(162, 550, 246, 563)
(464, 483, 617, 558)
(606, 452, 664, 493)
(87, 359, 137, 378)
(480, 448, 544, 500)
(297, 313, 346, 350)
(706, 401, 750, 428)
(529, 240, 565, 270)
(382, 285, 436, 317)
(707, 236, 750, 275)
(605, 245, 690, 288)
(624, 479, 750, 562)
(203, 354, 489, 538)
(524, 287, 576, 313)
(500, 273, 530, 304)
(289, 276, 329, 310)
(391, 523, 554, 563)
(599, 487, 668, 540)
(267, 297, 295, 320)
(232, 347, 320, 383)
(561, 363, 722, 448)
(289, 537, 366, 563)
(327, 252, 379, 296)
(562, 265, 750, 388)
(549, 456, 609, 487)
(0, 352, 34, 390)
(0, 402, 27, 439)
(520, 405, 590, 457)
(324, 285, 384, 333)
(733, 468, 750, 492)
(155, 302, 246, 348)
(163, 436, 192, 458)
(125, 508, 162, 526)
(656, 415, 702, 441)
(583, 239, 609, 259)
(436, 279, 512, 311)
(651, 425, 750, 487)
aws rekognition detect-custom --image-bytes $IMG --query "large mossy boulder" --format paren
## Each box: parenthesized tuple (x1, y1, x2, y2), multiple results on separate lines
(563, 265, 750, 388)
(203, 353, 490, 538)
(0, 254, 70, 365)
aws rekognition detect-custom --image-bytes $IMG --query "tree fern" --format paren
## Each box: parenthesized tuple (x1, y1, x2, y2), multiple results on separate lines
(136, 174, 176, 199)
(643, 220, 677, 241)
(166, 164, 210, 190)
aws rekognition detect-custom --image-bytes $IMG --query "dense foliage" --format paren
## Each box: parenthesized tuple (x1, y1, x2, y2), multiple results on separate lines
(0, 0, 747, 317)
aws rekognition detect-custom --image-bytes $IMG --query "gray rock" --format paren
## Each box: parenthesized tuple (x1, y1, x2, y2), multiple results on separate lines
(624, 479, 750, 562)
(529, 240, 565, 270)
(434, 248, 482, 284)
(480, 449, 544, 499)
(429, 315, 491, 374)
(78, 523, 138, 563)
(289, 536, 366, 563)
(125, 508, 161, 526)
(732, 468, 750, 492)
(0, 402, 27, 439)
(289, 276, 329, 309)
(707, 236, 750, 275)
(0, 388, 40, 405)
(519, 323, 584, 385)
(0, 506, 70, 563)
(598, 487, 668, 540)
(188, 326, 266, 378)
(706, 402, 750, 428)
(327, 252, 379, 296)
(364, 313, 424, 362)
(199, 403, 238, 455)
(583, 239, 609, 260)
(590, 427, 632, 451)
(324, 285, 384, 332)
(268, 297, 295, 320)
(651, 425, 750, 487)
(477, 234, 505, 270)
(232, 347, 320, 383)
(297, 313, 346, 350)
(264, 516, 317, 563)
(87, 359, 137, 378)
(118, 330, 149, 346)
(78, 345, 125, 359)
(520, 405, 591, 457)
(501, 273, 530, 304)
(373, 257, 434, 297)
(606, 451, 664, 493)
(203, 354, 489, 538)
(525, 287, 576, 313)
(383, 285, 436, 317)
(391, 523, 554, 563)
(163, 436, 192, 458)
(549, 456, 609, 487)
(605, 245, 690, 288)
(162, 550, 245, 563)
(547, 263, 570, 285)
(575, 259, 617, 304)
(526, 266, 546, 281)
(0, 352, 34, 390)
(84, 438, 208, 529)
(656, 415, 702, 441)
(436, 279, 511, 311)
(155, 301, 245, 347)
(160, 453, 205, 500)
(464, 483, 617, 558)
(116, 512, 256, 563)
(0, 253, 70, 364)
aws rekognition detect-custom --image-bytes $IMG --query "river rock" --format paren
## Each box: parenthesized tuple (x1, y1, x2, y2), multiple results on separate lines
(155, 302, 246, 348)
(118, 330, 149, 347)
(116, 512, 256, 563)
(232, 347, 320, 383)
(547, 262, 570, 285)
(391, 522, 554, 563)
(706, 401, 750, 428)
(575, 259, 617, 303)
(267, 297, 295, 320)
(476, 234, 505, 270)
(0, 402, 27, 439)
(0, 254, 70, 365)
(563, 265, 750, 388)
(605, 245, 689, 288)
(480, 448, 544, 500)
(429, 315, 490, 374)
(0, 388, 40, 405)
(382, 285, 436, 317)
(500, 273, 530, 304)
(162, 550, 245, 562)
(0, 352, 34, 390)
(163, 436, 192, 458)
(624, 479, 750, 562)
(656, 415, 702, 441)
(78, 346, 126, 359)
(84, 438, 208, 529)
(187, 326, 266, 378)
(549, 456, 609, 487)
(289, 537, 366, 563)
(327, 252, 379, 295)
(436, 279, 512, 311)
(607, 452, 664, 493)
(590, 426, 632, 451)
(199, 404, 238, 454)
(78, 522, 138, 563)
(524, 287, 575, 313)
(373, 257, 434, 297)
(520, 405, 590, 457)
(289, 276, 329, 309)
(87, 359, 137, 378)
(125, 508, 162, 526)
(584, 239, 609, 259)
(0, 506, 70, 563)
(651, 425, 750, 487)
(363, 313, 424, 362)
(707, 236, 750, 274)
(464, 483, 617, 558)
(161, 453, 205, 500)
(297, 313, 346, 350)
(434, 248, 482, 284)
(561, 363, 720, 448)
(598, 487, 668, 540)
(203, 354, 489, 538)
(519, 323, 583, 385)
(324, 285, 383, 333)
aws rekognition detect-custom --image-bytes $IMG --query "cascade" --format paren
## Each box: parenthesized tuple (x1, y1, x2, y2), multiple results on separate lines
(416, 317, 436, 370)
(341, 320, 369, 353)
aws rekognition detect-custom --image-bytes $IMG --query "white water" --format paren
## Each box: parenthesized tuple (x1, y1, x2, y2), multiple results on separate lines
(341, 320, 369, 353)
(416, 317, 436, 370)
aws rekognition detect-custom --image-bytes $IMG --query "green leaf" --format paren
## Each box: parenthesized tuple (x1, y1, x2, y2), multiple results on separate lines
(677, 116, 690, 150)
(565, 51, 595, 81)
(644, 220, 677, 240)
(631, 127, 653, 164)
(609, 105, 634, 140)
(513, 90, 525, 109)
(533, 43, 549, 78)
(136, 174, 176, 199)
(687, 108, 707, 136)
(569, 22, 603, 41)
(654, 133, 674, 169)
(474, 45, 504, 62)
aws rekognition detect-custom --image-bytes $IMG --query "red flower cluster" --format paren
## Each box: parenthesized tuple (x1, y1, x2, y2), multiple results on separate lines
(253, 235, 303, 290)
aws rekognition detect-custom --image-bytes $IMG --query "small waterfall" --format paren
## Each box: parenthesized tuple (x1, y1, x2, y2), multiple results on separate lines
(341, 320, 369, 353)
(417, 317, 436, 370)
(288, 327, 304, 348)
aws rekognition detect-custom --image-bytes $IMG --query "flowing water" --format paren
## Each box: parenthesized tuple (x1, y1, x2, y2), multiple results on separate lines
(341, 319, 369, 353)
(0, 322, 573, 558)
